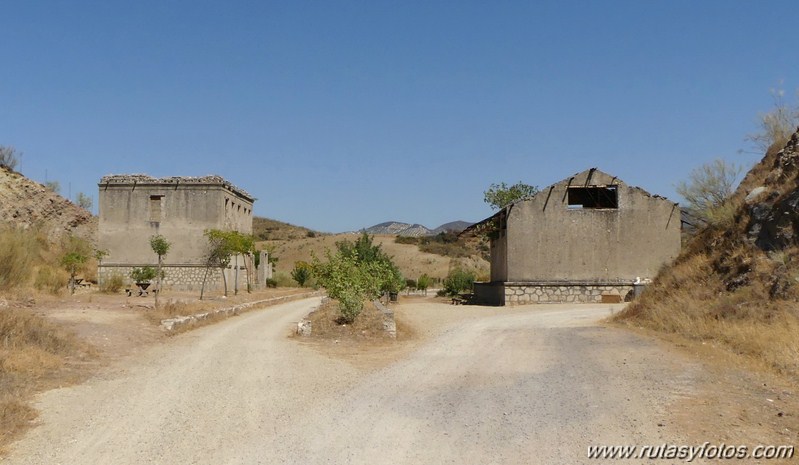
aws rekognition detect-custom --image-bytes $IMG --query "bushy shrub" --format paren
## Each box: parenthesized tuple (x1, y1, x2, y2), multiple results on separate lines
(443, 268, 475, 296)
(34, 266, 68, 294)
(130, 267, 158, 283)
(312, 234, 404, 323)
(100, 273, 125, 293)
(291, 261, 312, 287)
(416, 274, 432, 294)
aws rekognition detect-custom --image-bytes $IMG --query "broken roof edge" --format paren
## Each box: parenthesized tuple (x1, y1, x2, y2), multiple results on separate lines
(98, 174, 255, 202)
(461, 167, 678, 237)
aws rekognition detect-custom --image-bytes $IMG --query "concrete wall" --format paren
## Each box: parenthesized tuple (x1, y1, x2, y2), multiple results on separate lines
(498, 169, 680, 283)
(97, 175, 255, 291)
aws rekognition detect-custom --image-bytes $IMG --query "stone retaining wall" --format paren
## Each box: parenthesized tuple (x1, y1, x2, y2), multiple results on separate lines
(504, 282, 634, 305)
(475, 281, 634, 305)
(99, 264, 225, 291)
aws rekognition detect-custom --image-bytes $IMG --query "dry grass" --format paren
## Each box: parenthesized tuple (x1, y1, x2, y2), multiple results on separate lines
(0, 304, 93, 451)
(0, 228, 38, 290)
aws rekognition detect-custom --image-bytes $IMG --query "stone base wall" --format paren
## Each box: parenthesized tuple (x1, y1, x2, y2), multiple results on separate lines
(504, 282, 634, 305)
(98, 264, 225, 292)
(475, 281, 634, 305)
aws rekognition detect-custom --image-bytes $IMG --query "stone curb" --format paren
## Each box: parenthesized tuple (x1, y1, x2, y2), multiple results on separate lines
(161, 290, 324, 332)
(373, 299, 397, 338)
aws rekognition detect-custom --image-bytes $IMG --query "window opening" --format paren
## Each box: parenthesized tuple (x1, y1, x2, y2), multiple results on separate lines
(567, 186, 618, 209)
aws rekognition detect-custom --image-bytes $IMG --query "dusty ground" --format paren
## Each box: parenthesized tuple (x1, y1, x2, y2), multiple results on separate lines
(27, 287, 308, 361)
(4, 295, 795, 464)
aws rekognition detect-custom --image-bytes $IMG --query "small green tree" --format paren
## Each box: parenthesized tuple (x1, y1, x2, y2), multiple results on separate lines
(484, 181, 539, 210)
(59, 235, 93, 294)
(149, 234, 171, 308)
(312, 250, 368, 323)
(61, 251, 88, 295)
(416, 273, 432, 296)
(0, 146, 21, 170)
(676, 159, 743, 227)
(201, 229, 234, 299)
(291, 261, 312, 287)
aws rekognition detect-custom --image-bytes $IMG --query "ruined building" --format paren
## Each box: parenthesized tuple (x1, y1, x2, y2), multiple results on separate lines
(466, 168, 681, 305)
(97, 174, 267, 291)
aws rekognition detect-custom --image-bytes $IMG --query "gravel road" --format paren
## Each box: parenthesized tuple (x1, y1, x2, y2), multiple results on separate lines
(4, 298, 702, 465)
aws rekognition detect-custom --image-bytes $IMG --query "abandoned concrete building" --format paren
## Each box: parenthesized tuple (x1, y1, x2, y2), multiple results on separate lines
(97, 174, 270, 291)
(467, 168, 681, 305)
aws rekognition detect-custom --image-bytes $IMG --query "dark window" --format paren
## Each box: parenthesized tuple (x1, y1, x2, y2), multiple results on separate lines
(149, 195, 164, 222)
(567, 186, 618, 209)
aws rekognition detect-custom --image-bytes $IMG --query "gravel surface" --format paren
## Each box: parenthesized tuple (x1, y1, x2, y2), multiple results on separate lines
(4, 299, 704, 465)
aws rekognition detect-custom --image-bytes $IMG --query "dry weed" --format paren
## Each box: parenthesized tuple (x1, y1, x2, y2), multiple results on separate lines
(0, 305, 92, 451)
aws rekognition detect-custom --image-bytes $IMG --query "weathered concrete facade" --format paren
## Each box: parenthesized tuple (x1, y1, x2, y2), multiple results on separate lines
(97, 174, 256, 291)
(470, 168, 681, 305)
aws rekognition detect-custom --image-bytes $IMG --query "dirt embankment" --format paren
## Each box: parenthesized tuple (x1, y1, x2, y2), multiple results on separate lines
(0, 166, 95, 242)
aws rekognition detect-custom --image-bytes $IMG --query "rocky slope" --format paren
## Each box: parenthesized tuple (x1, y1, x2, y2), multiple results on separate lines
(0, 166, 96, 242)
(616, 127, 799, 379)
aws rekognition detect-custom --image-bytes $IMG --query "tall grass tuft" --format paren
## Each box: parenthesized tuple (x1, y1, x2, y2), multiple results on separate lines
(0, 228, 38, 290)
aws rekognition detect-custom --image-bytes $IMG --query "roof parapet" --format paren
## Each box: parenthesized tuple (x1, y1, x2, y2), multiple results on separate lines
(99, 174, 254, 202)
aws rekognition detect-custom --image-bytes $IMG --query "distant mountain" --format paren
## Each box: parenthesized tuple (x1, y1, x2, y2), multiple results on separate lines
(362, 220, 474, 237)
(431, 221, 474, 234)
(362, 221, 432, 237)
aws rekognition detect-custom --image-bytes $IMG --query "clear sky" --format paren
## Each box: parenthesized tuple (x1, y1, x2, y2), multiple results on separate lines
(1, 1, 797, 232)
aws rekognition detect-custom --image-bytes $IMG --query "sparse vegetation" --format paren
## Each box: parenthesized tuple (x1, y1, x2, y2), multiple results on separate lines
(676, 159, 743, 227)
(393, 231, 474, 258)
(76, 192, 92, 210)
(44, 180, 60, 194)
(253, 216, 321, 241)
(0, 305, 91, 449)
(746, 86, 799, 152)
(100, 273, 125, 293)
(0, 145, 21, 171)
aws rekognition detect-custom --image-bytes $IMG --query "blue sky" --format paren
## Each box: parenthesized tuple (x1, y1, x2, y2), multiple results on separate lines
(1, 1, 797, 232)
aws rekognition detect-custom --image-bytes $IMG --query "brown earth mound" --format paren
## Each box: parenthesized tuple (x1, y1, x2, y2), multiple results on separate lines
(0, 166, 96, 242)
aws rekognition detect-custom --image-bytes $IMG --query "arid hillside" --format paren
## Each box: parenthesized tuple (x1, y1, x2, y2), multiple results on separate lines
(0, 166, 96, 242)
(615, 128, 799, 380)
(263, 233, 489, 282)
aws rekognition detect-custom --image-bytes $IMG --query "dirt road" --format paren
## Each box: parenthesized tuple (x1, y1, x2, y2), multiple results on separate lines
(5, 298, 704, 464)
